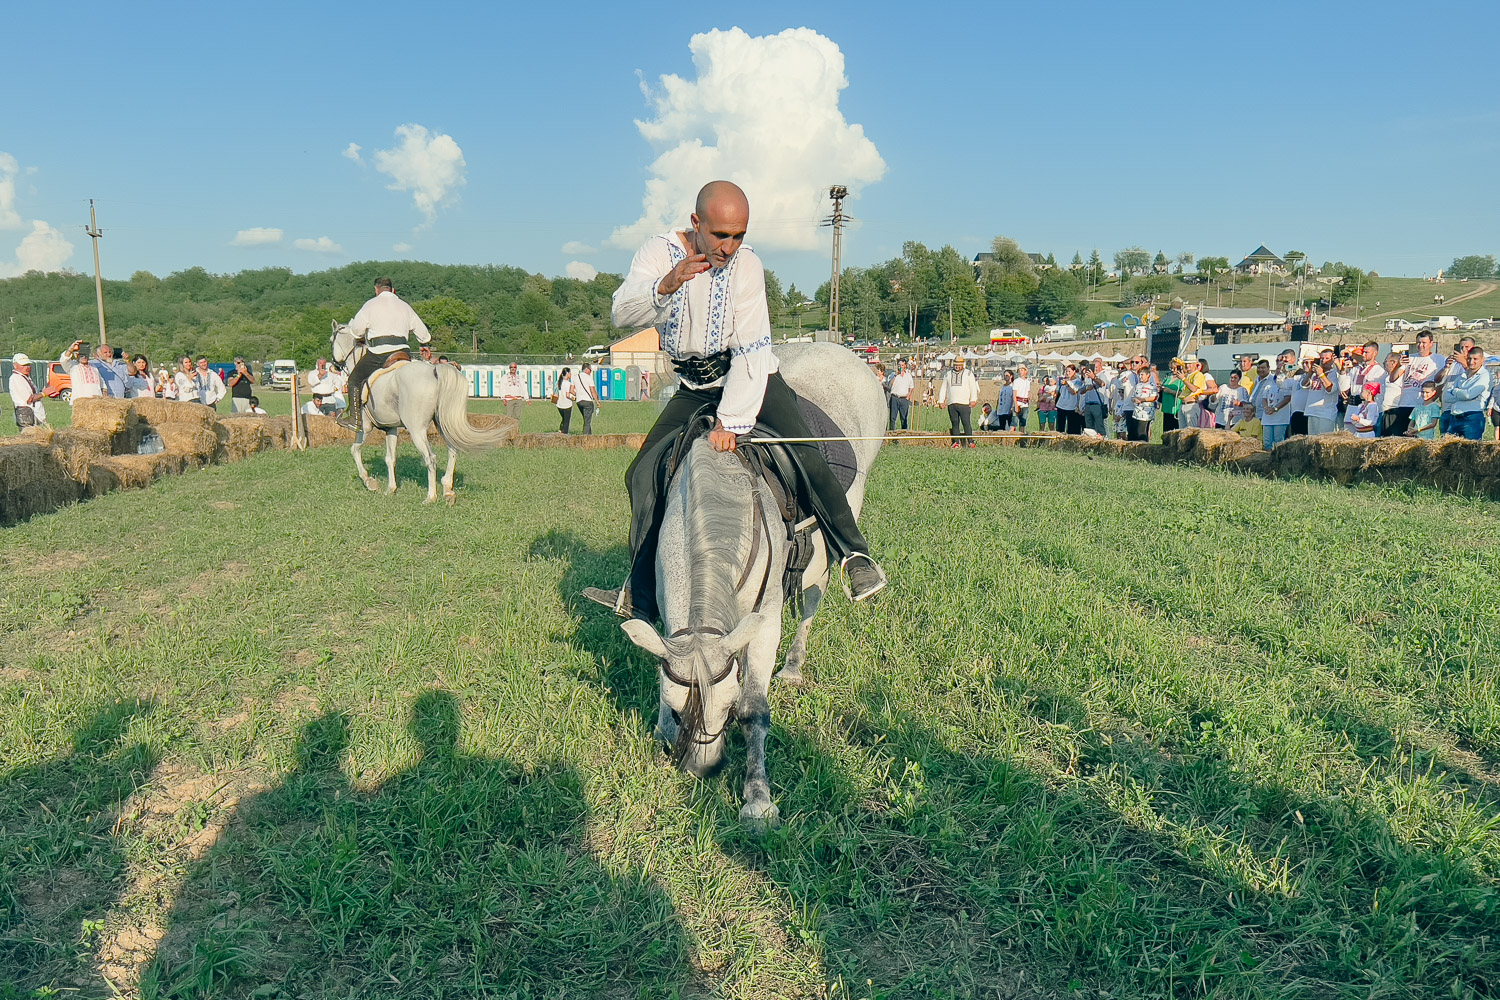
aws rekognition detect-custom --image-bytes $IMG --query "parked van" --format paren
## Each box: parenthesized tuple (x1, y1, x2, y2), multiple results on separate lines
(269, 359, 298, 389)
(1043, 324, 1078, 342)
(1425, 316, 1461, 330)
(1384, 318, 1417, 333)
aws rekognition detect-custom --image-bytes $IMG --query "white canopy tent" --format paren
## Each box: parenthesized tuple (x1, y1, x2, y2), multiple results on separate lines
(1039, 351, 1066, 361)
(1108, 353, 1129, 362)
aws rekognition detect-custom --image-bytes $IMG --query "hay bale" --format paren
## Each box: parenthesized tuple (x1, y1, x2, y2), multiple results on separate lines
(305, 415, 365, 448)
(218, 414, 294, 461)
(48, 428, 113, 480)
(513, 432, 647, 450)
(1314, 434, 1368, 477)
(70, 397, 134, 441)
(156, 426, 219, 467)
(0, 439, 83, 525)
(1268, 435, 1317, 479)
(1358, 437, 1429, 480)
(1191, 428, 1261, 465)
(133, 398, 216, 429)
(86, 453, 188, 497)
(1228, 451, 1274, 476)
(1161, 428, 1200, 457)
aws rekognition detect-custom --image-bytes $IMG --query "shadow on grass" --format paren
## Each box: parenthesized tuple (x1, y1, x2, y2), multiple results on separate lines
(0, 699, 157, 992)
(144, 692, 700, 999)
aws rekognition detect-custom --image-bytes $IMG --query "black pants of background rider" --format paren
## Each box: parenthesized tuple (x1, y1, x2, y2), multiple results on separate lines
(624, 372, 882, 624)
(344, 350, 387, 426)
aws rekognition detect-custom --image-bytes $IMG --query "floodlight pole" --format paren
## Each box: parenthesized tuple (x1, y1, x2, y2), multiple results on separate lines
(822, 185, 848, 340)
(86, 200, 108, 346)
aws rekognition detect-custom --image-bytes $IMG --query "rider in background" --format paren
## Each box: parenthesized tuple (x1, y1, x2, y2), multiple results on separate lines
(342, 277, 430, 431)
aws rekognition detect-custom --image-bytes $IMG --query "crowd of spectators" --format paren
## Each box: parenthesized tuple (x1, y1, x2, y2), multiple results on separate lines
(875, 333, 1499, 449)
(8, 341, 277, 428)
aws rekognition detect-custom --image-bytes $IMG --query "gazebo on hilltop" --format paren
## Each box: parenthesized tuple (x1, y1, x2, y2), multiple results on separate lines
(1235, 245, 1287, 274)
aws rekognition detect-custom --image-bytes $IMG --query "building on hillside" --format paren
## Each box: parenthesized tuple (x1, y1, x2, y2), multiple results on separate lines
(608, 328, 669, 377)
(1235, 245, 1287, 275)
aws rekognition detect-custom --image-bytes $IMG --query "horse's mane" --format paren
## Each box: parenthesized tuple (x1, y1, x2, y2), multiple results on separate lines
(677, 441, 754, 631)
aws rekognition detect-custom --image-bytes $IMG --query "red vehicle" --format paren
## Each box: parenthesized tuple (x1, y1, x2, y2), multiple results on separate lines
(43, 362, 71, 401)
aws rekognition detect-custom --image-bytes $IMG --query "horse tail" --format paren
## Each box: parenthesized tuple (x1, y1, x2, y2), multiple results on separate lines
(432, 365, 515, 452)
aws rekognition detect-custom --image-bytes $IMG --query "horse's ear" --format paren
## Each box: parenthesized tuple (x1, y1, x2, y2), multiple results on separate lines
(722, 612, 768, 654)
(331, 320, 340, 334)
(621, 619, 669, 659)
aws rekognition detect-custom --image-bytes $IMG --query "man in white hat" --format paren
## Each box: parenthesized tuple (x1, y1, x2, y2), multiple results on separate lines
(8, 353, 46, 428)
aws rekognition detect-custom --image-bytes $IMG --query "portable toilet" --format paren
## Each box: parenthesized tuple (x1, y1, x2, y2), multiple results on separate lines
(484, 368, 495, 398)
(594, 366, 610, 400)
(610, 368, 626, 400)
(470, 368, 482, 397)
(526, 368, 544, 399)
(625, 365, 641, 401)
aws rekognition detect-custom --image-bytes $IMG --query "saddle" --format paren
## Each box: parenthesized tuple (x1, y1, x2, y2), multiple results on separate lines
(361, 354, 413, 404)
(664, 399, 859, 605)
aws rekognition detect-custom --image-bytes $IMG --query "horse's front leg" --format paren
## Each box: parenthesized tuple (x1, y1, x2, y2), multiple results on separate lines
(351, 439, 378, 491)
(738, 624, 782, 832)
(384, 430, 399, 494)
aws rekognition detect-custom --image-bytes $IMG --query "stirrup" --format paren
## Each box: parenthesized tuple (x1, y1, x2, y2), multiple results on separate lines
(839, 553, 887, 603)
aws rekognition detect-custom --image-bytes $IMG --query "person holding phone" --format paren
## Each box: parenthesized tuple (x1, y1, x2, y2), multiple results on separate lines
(227, 357, 256, 412)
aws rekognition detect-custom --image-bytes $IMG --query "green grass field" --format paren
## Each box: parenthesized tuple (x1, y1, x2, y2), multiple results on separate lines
(2, 442, 1498, 998)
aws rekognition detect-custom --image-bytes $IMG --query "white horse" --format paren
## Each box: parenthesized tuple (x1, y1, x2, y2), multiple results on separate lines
(619, 343, 886, 830)
(330, 322, 513, 503)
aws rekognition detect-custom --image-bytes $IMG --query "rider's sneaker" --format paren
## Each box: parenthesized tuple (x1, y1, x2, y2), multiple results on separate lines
(844, 554, 887, 603)
(336, 416, 359, 431)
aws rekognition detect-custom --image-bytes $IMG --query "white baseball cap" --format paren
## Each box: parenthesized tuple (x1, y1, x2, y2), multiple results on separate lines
(11, 352, 31, 366)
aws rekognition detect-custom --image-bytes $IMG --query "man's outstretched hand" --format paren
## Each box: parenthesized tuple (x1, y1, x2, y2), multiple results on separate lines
(657, 253, 711, 297)
(709, 421, 738, 453)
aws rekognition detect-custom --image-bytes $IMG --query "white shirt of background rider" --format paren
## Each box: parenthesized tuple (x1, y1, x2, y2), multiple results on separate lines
(348, 290, 431, 355)
(611, 231, 776, 434)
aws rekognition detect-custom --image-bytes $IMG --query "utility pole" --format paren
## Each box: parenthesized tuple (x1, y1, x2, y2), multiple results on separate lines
(822, 185, 848, 340)
(86, 200, 108, 346)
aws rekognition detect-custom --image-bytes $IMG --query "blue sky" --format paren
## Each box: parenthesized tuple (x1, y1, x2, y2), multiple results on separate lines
(3, 1, 1497, 293)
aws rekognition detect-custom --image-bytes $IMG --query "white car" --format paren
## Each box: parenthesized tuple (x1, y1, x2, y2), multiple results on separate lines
(1384, 319, 1417, 333)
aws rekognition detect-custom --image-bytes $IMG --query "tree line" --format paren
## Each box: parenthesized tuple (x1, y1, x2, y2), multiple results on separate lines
(0, 261, 624, 367)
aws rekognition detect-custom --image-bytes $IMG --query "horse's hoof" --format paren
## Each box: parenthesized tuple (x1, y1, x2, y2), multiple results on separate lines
(386, 486, 398, 495)
(422, 494, 436, 504)
(739, 800, 780, 833)
(774, 666, 805, 687)
(363, 478, 379, 492)
(444, 492, 457, 507)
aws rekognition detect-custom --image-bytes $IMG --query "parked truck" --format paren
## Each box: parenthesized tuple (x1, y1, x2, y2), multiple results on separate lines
(1043, 324, 1078, 342)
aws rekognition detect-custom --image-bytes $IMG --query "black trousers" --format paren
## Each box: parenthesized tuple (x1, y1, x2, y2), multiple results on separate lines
(1384, 406, 1412, 437)
(346, 351, 388, 411)
(1059, 408, 1082, 435)
(1162, 411, 1179, 434)
(625, 373, 870, 623)
(1289, 412, 1308, 437)
(947, 403, 972, 443)
(576, 400, 595, 434)
(558, 406, 573, 433)
(1131, 417, 1152, 441)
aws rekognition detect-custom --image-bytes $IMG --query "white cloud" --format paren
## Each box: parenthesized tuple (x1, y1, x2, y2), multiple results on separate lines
(371, 124, 466, 227)
(562, 240, 598, 255)
(565, 261, 599, 281)
(293, 236, 344, 253)
(0, 220, 75, 278)
(342, 142, 363, 163)
(392, 242, 413, 253)
(230, 226, 283, 246)
(0, 153, 22, 229)
(609, 27, 885, 251)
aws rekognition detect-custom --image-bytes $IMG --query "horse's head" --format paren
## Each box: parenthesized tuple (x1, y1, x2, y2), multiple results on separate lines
(621, 612, 768, 775)
(330, 320, 358, 367)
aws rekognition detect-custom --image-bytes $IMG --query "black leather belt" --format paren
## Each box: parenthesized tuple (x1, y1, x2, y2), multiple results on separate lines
(673, 350, 732, 385)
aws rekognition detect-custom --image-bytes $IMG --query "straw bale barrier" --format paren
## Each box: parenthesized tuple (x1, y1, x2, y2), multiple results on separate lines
(514, 432, 647, 450)
(0, 436, 84, 524)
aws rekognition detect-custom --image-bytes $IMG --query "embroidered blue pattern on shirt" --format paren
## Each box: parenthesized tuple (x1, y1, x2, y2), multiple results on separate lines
(660, 238, 687, 357)
(703, 252, 738, 355)
(731, 333, 771, 357)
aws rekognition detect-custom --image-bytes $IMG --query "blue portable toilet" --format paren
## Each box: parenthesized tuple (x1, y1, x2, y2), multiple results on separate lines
(471, 369, 481, 397)
(485, 369, 495, 397)
(594, 367, 610, 399)
(526, 369, 543, 398)
(610, 368, 626, 400)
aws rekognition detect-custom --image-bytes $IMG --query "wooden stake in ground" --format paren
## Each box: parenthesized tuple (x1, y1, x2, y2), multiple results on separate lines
(290, 367, 307, 450)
